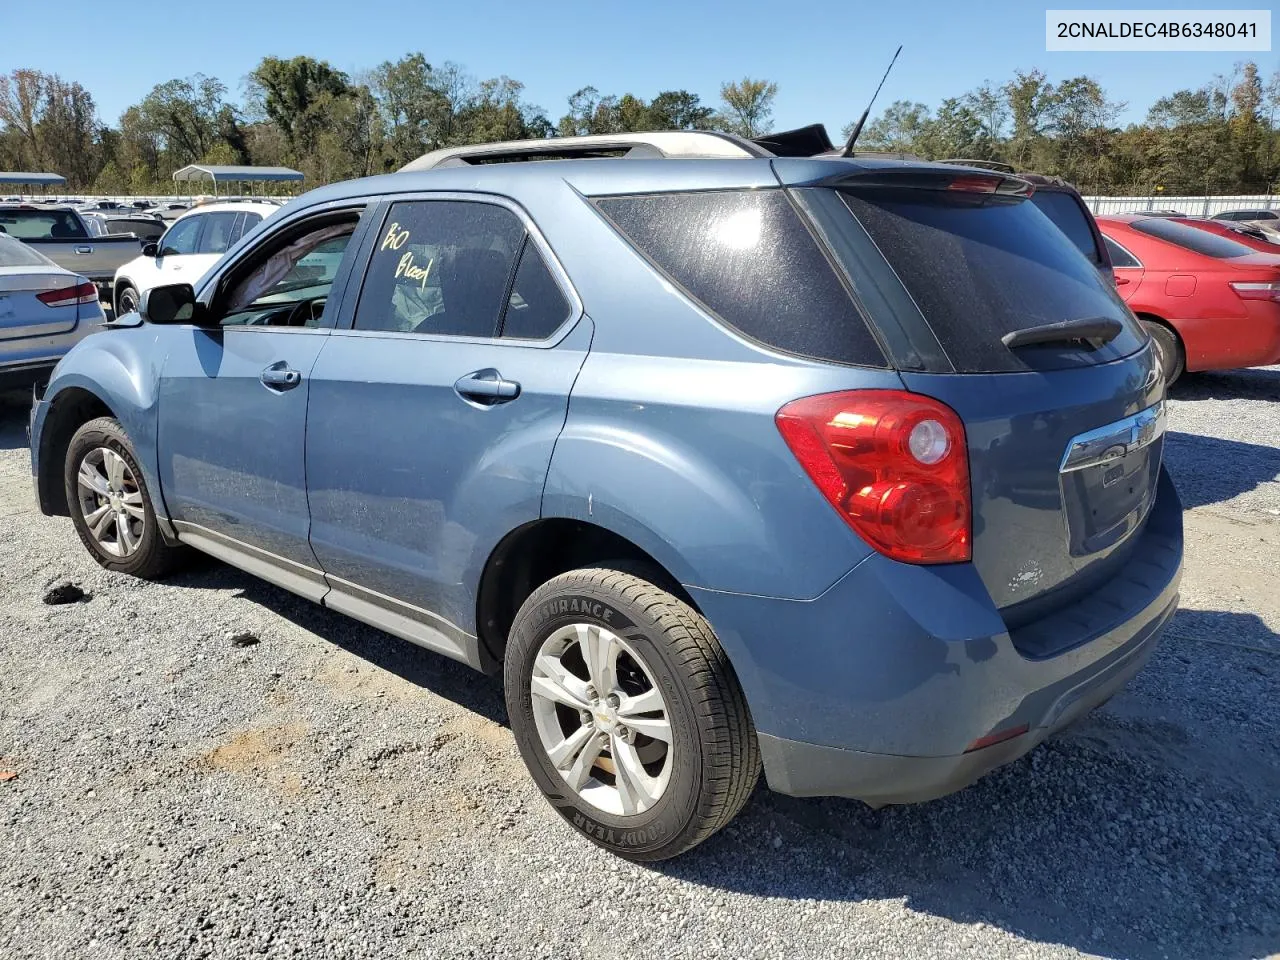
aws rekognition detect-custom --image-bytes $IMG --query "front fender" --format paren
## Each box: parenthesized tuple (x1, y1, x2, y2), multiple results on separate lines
(32, 326, 168, 520)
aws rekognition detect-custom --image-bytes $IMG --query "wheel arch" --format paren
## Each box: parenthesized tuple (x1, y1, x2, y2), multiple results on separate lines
(35, 386, 118, 516)
(475, 517, 698, 668)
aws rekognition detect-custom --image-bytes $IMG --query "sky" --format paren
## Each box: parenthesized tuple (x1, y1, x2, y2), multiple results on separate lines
(15, 0, 1279, 133)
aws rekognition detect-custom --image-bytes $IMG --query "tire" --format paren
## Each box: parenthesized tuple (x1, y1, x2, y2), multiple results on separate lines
(115, 283, 138, 317)
(64, 417, 185, 579)
(1142, 319, 1185, 385)
(505, 566, 760, 861)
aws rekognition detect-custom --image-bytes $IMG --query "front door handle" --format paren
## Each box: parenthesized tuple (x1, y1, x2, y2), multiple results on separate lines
(261, 362, 302, 390)
(454, 369, 521, 404)
(74, 245, 92, 255)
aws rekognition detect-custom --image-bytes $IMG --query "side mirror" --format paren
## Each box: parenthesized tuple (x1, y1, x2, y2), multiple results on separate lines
(139, 283, 202, 325)
(141, 241, 159, 257)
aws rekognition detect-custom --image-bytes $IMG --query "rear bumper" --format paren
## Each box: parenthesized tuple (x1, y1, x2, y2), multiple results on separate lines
(688, 468, 1183, 805)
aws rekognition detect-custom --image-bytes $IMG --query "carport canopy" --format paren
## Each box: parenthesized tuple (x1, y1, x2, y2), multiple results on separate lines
(0, 172, 67, 186)
(172, 165, 303, 185)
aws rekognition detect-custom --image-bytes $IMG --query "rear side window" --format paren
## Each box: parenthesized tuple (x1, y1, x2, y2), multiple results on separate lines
(355, 200, 524, 337)
(1103, 237, 1141, 268)
(840, 188, 1142, 373)
(501, 239, 571, 339)
(237, 212, 264, 242)
(1130, 218, 1257, 258)
(1029, 190, 1101, 265)
(596, 190, 885, 367)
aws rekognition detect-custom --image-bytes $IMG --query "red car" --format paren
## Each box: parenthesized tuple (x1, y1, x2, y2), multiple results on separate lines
(1096, 214, 1280, 380)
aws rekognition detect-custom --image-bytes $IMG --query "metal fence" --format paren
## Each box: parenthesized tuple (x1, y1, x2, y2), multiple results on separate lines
(1082, 195, 1278, 217)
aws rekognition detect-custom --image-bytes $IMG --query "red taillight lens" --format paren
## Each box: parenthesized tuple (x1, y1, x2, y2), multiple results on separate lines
(776, 389, 971, 564)
(1229, 281, 1280, 302)
(36, 281, 97, 308)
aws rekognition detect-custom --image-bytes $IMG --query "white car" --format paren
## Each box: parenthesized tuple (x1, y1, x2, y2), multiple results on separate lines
(113, 201, 282, 315)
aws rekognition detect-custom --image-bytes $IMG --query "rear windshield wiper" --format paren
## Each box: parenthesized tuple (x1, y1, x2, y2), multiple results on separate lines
(1001, 317, 1123, 350)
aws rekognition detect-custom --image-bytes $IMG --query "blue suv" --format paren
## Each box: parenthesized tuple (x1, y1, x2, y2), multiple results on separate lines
(29, 132, 1183, 860)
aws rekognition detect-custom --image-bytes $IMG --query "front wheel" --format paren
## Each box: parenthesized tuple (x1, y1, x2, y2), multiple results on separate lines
(64, 417, 186, 579)
(115, 283, 138, 317)
(505, 567, 760, 861)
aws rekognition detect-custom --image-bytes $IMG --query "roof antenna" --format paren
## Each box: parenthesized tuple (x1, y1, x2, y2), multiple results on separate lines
(840, 45, 903, 158)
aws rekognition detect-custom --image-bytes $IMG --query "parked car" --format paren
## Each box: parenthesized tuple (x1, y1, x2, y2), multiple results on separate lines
(0, 204, 143, 301)
(31, 132, 1182, 861)
(1212, 209, 1278, 222)
(113, 200, 279, 315)
(1097, 214, 1280, 380)
(0, 234, 103, 389)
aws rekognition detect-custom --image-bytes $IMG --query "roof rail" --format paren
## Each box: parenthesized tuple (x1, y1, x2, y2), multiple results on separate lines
(399, 131, 772, 172)
(937, 158, 1016, 173)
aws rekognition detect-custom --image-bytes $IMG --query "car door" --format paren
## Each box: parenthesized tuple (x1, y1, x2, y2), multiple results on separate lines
(305, 196, 590, 657)
(1103, 236, 1144, 301)
(155, 203, 373, 599)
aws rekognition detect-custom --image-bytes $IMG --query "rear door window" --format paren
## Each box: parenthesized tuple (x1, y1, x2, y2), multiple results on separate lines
(1103, 237, 1141, 268)
(500, 239, 572, 340)
(596, 189, 885, 367)
(354, 200, 525, 337)
(1029, 190, 1102, 265)
(197, 211, 240, 255)
(839, 188, 1143, 373)
(1129, 218, 1258, 258)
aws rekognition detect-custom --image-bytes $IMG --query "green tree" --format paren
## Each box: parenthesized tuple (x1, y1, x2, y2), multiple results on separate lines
(247, 56, 352, 154)
(714, 78, 778, 138)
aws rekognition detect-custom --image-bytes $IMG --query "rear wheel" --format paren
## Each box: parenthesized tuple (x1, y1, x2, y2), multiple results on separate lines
(64, 417, 185, 579)
(1142, 319, 1185, 385)
(505, 567, 760, 861)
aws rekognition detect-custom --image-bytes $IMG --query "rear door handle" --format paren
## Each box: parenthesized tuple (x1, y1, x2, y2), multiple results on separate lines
(74, 245, 92, 255)
(261, 362, 302, 390)
(454, 369, 521, 404)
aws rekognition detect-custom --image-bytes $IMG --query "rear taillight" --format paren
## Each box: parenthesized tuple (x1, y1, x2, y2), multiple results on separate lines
(776, 390, 971, 564)
(1230, 281, 1280, 302)
(36, 281, 97, 308)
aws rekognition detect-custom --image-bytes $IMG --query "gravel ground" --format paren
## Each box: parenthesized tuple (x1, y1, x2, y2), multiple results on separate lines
(1, 368, 1278, 960)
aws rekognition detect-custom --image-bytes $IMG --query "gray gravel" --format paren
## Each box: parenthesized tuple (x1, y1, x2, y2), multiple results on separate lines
(2, 368, 1278, 960)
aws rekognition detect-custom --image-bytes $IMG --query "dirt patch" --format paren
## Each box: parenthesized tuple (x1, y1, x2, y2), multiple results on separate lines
(200, 721, 310, 796)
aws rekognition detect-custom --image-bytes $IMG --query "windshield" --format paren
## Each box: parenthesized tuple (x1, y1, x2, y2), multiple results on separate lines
(0, 234, 56, 267)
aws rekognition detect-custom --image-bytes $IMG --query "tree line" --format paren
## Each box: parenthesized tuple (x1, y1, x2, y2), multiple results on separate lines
(0, 54, 1276, 197)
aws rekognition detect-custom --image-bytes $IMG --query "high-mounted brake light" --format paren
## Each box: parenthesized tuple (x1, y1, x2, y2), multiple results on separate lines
(946, 175, 1000, 194)
(1230, 281, 1280, 302)
(776, 390, 971, 564)
(36, 281, 97, 308)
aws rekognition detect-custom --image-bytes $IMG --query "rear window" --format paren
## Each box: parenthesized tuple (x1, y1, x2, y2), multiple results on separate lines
(0, 234, 54, 267)
(596, 189, 885, 367)
(1029, 190, 1101, 265)
(840, 188, 1142, 373)
(1130, 218, 1258, 258)
(0, 208, 88, 241)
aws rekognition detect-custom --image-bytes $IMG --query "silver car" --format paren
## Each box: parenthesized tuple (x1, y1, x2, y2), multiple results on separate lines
(0, 234, 104, 389)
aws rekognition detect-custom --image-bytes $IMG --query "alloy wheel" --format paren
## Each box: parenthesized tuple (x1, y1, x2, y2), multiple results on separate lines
(529, 623, 673, 816)
(75, 447, 145, 558)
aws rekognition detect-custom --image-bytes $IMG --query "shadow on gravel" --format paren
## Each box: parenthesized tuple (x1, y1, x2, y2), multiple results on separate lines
(1164, 430, 1279, 509)
(164, 555, 507, 726)
(157, 547, 1280, 960)
(1170, 367, 1280, 403)
(0, 390, 32, 451)
(654, 607, 1279, 960)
